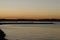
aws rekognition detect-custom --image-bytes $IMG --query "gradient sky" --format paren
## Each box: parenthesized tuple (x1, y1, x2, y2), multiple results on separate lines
(0, 0, 60, 19)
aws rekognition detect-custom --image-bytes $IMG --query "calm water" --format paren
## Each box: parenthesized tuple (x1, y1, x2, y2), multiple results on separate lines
(0, 23, 60, 40)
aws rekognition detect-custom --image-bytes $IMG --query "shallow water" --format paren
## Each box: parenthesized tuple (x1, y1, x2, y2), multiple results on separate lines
(0, 23, 60, 40)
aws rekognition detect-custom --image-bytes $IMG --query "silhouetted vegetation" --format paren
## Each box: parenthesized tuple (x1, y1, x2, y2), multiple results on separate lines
(0, 19, 58, 21)
(0, 29, 8, 40)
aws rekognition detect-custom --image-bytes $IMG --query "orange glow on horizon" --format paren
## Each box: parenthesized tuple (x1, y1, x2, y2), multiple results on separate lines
(0, 11, 60, 19)
(0, 0, 60, 19)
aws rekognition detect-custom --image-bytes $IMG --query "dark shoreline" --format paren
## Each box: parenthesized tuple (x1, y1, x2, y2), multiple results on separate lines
(0, 23, 55, 25)
(0, 19, 60, 22)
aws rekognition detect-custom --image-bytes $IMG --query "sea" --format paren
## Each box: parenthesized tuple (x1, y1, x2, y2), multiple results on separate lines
(0, 22, 60, 40)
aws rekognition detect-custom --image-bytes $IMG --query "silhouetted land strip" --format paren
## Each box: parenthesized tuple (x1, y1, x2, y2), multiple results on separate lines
(0, 19, 60, 22)
(0, 19, 59, 24)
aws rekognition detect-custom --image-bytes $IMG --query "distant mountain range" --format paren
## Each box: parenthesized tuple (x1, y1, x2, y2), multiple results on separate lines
(0, 19, 60, 21)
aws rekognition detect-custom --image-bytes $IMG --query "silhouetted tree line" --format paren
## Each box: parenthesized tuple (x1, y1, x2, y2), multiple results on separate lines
(0, 19, 60, 21)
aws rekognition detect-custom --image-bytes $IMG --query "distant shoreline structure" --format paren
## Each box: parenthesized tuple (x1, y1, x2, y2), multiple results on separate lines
(0, 19, 60, 24)
(0, 21, 55, 24)
(0, 23, 54, 24)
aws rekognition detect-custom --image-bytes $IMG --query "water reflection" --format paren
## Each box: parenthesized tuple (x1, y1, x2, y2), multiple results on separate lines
(0, 24, 60, 40)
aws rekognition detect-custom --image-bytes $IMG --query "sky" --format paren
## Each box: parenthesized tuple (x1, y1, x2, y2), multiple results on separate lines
(0, 0, 60, 19)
